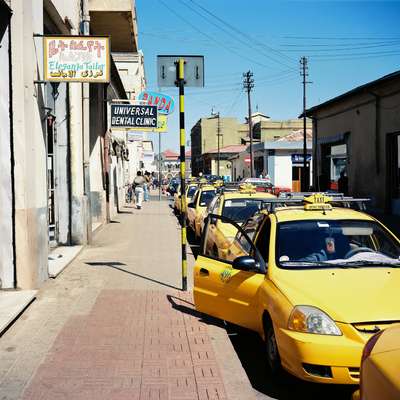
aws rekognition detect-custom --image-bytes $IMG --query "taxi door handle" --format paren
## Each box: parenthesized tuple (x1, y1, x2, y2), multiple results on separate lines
(200, 268, 209, 277)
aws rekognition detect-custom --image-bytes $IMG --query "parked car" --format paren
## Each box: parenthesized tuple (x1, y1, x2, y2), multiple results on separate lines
(353, 323, 400, 400)
(187, 184, 216, 239)
(194, 193, 400, 384)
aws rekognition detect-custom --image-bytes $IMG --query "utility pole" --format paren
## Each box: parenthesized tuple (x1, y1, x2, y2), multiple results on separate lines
(81, 0, 92, 243)
(243, 71, 254, 177)
(211, 111, 222, 177)
(300, 57, 310, 191)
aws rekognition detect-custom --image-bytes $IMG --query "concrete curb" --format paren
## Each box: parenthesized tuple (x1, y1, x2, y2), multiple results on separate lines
(208, 321, 258, 400)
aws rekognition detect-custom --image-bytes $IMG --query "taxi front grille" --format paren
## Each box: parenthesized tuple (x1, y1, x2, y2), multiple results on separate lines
(352, 320, 400, 334)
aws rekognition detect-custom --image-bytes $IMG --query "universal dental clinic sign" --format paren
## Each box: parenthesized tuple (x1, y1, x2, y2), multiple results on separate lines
(110, 104, 158, 129)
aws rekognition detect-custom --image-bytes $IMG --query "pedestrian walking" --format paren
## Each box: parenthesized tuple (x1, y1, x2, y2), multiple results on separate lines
(133, 171, 146, 209)
(144, 171, 151, 202)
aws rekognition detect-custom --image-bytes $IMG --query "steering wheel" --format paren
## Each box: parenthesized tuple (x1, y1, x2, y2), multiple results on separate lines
(344, 247, 375, 259)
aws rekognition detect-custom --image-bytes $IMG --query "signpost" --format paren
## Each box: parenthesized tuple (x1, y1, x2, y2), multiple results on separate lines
(43, 36, 110, 83)
(157, 55, 204, 291)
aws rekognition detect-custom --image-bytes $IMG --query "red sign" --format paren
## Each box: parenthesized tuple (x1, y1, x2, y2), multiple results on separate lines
(244, 157, 251, 164)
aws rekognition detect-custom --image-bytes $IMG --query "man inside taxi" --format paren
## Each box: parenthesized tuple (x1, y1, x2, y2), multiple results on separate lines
(298, 235, 350, 262)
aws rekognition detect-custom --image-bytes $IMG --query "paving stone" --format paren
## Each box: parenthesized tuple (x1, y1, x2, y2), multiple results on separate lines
(0, 202, 238, 400)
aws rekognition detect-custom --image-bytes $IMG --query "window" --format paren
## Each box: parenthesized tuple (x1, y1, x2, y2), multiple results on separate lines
(199, 190, 216, 207)
(234, 213, 266, 255)
(222, 198, 269, 223)
(253, 218, 271, 262)
(191, 190, 200, 206)
(187, 186, 197, 198)
(276, 219, 400, 269)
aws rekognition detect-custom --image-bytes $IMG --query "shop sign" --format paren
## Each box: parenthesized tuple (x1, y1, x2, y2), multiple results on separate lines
(138, 91, 175, 115)
(111, 104, 158, 129)
(127, 132, 144, 142)
(141, 115, 168, 133)
(244, 157, 251, 164)
(44, 36, 110, 82)
(291, 154, 311, 163)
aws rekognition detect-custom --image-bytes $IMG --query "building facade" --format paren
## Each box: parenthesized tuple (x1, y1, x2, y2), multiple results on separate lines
(304, 70, 400, 214)
(230, 130, 312, 190)
(191, 116, 242, 176)
(191, 112, 310, 177)
(0, 0, 144, 291)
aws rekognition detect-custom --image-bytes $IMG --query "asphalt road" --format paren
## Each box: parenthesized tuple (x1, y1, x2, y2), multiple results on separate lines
(225, 323, 356, 400)
(180, 205, 358, 400)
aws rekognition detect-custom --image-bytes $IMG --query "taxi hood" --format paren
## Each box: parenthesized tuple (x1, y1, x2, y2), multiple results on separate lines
(271, 268, 400, 323)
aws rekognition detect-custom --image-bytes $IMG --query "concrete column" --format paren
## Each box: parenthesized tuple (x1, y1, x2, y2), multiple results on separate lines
(12, 0, 49, 289)
(0, 20, 14, 289)
(69, 80, 87, 244)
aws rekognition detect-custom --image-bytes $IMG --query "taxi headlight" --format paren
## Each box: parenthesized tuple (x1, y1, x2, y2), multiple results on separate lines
(288, 306, 342, 336)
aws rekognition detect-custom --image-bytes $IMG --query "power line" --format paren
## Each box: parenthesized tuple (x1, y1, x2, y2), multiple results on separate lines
(178, 0, 296, 71)
(157, 0, 280, 70)
(186, 0, 297, 69)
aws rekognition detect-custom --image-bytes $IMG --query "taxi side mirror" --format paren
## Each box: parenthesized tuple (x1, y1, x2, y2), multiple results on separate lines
(232, 256, 260, 272)
(188, 202, 195, 209)
(209, 216, 217, 225)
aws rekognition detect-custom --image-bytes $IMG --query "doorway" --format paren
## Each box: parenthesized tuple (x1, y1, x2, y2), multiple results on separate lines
(292, 164, 309, 192)
(387, 132, 400, 215)
(46, 114, 58, 246)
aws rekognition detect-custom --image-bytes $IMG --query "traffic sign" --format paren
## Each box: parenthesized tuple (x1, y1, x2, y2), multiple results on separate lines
(157, 55, 204, 87)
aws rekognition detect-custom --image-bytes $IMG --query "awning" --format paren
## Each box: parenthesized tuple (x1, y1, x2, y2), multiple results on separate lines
(0, 0, 12, 40)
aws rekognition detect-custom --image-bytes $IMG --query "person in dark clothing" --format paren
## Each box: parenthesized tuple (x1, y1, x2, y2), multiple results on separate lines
(337, 170, 349, 196)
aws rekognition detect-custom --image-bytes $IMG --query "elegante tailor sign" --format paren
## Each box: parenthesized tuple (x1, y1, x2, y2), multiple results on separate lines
(43, 36, 110, 82)
(111, 104, 158, 129)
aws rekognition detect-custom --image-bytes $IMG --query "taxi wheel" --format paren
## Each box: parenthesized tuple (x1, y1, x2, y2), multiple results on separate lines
(264, 320, 281, 375)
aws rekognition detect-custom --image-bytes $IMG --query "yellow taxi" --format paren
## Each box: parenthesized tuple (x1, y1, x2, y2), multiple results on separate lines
(187, 184, 216, 239)
(203, 184, 275, 259)
(194, 194, 400, 384)
(353, 323, 400, 400)
(173, 182, 198, 215)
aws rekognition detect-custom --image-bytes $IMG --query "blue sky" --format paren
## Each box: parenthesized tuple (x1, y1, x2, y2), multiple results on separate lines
(136, 0, 400, 153)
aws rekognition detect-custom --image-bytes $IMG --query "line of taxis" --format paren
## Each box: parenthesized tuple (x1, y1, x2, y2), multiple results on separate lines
(174, 181, 400, 398)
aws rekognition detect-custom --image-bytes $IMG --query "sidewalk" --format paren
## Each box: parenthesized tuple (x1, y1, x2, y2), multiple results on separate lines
(0, 200, 256, 400)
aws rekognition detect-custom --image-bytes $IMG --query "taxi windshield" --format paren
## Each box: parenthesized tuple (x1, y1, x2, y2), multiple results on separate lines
(222, 198, 267, 223)
(276, 219, 400, 269)
(199, 190, 216, 207)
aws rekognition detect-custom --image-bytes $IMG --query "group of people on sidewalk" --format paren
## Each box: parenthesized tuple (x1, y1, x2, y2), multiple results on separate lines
(128, 170, 153, 209)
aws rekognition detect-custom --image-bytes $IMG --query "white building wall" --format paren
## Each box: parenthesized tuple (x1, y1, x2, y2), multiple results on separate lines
(272, 154, 292, 189)
(0, 22, 14, 288)
(11, 0, 49, 288)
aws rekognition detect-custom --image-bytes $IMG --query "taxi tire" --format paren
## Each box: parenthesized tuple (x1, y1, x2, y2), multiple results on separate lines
(264, 319, 282, 376)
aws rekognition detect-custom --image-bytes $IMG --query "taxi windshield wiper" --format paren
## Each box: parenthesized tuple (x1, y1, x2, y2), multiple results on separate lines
(336, 260, 400, 268)
(279, 260, 354, 268)
(280, 261, 376, 269)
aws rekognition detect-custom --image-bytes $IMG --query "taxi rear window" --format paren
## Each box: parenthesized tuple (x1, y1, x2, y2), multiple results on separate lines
(199, 190, 216, 206)
(222, 198, 266, 223)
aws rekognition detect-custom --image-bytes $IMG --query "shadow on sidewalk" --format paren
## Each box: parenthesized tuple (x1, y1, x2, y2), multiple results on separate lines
(166, 294, 225, 328)
(85, 261, 182, 291)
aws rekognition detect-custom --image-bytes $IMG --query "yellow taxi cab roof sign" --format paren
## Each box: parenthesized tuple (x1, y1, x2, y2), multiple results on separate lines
(303, 193, 333, 211)
(238, 183, 257, 193)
